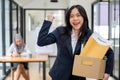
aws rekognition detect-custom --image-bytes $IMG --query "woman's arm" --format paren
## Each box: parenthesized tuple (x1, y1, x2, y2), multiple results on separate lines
(37, 15, 57, 46)
(6, 43, 20, 57)
(104, 48, 114, 79)
(6, 43, 14, 56)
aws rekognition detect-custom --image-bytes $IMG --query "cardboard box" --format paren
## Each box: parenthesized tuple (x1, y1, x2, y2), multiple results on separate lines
(72, 56, 106, 79)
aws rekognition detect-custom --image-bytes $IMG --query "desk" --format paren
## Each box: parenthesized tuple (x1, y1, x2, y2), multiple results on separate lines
(0, 54, 48, 80)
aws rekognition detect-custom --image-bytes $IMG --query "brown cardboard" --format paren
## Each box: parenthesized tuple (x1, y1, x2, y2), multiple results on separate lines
(72, 56, 106, 79)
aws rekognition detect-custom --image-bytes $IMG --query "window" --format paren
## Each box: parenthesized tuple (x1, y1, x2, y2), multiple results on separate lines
(5, 0, 10, 53)
(12, 2, 17, 38)
(25, 10, 65, 56)
(110, 1, 119, 78)
(93, 2, 109, 39)
(92, 1, 120, 79)
(0, 0, 2, 56)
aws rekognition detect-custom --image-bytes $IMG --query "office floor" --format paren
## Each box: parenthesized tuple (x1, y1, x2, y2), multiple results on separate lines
(5, 62, 51, 80)
(5, 64, 115, 80)
(2, 57, 116, 80)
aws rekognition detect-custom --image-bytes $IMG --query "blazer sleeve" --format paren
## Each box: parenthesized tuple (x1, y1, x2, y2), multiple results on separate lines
(105, 48, 114, 76)
(37, 20, 57, 46)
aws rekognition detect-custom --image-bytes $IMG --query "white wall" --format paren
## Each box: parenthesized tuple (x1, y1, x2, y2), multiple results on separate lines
(69, 0, 96, 28)
(26, 11, 44, 53)
(25, 10, 64, 55)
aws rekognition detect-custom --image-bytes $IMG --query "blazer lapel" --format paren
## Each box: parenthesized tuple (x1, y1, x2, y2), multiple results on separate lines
(74, 41, 81, 55)
(65, 36, 73, 56)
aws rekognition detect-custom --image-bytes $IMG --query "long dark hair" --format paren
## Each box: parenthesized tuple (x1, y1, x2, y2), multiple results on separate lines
(65, 5, 90, 42)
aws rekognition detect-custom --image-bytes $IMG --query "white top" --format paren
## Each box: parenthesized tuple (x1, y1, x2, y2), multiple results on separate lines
(71, 30, 79, 54)
(6, 43, 31, 56)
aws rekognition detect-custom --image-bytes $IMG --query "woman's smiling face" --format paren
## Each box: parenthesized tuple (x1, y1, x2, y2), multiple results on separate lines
(69, 8, 84, 32)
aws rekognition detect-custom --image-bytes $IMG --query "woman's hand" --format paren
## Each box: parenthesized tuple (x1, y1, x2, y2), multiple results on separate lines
(12, 53, 20, 57)
(47, 15, 55, 22)
(103, 73, 110, 80)
(97, 73, 110, 80)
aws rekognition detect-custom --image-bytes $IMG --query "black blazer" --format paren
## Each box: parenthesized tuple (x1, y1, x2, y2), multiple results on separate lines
(37, 20, 114, 80)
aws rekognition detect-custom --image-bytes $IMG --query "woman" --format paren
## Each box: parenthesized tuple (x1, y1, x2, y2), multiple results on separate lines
(7, 34, 30, 80)
(37, 5, 114, 80)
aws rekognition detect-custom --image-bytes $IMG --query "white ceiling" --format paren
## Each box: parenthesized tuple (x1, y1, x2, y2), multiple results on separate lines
(13, 0, 68, 9)
(13, 0, 61, 7)
(13, 0, 34, 6)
